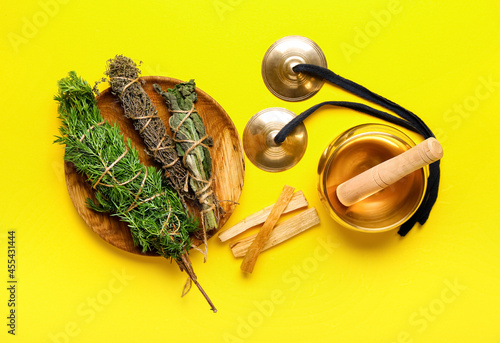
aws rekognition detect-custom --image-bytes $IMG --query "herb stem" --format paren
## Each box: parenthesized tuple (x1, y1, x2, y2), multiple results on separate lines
(178, 254, 217, 313)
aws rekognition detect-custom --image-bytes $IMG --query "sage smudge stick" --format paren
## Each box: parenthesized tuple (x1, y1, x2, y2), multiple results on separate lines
(54, 71, 217, 312)
(104, 55, 193, 207)
(154, 81, 223, 245)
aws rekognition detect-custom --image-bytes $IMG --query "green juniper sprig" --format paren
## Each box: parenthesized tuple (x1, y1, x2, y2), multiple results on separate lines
(54, 71, 216, 312)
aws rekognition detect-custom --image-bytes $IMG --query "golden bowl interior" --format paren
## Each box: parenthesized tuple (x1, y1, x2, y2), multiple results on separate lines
(318, 124, 428, 233)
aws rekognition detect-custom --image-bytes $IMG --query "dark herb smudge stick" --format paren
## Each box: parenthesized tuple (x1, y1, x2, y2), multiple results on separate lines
(105, 55, 193, 208)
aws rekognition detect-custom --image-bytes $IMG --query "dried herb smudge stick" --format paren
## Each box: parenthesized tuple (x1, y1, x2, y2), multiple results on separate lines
(154, 80, 223, 236)
(54, 71, 217, 312)
(104, 55, 193, 207)
(105, 55, 222, 252)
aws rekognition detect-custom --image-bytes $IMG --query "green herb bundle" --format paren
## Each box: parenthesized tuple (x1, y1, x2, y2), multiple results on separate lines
(55, 71, 216, 312)
(154, 81, 223, 237)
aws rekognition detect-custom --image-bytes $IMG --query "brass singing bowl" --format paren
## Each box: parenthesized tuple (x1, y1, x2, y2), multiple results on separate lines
(318, 124, 428, 233)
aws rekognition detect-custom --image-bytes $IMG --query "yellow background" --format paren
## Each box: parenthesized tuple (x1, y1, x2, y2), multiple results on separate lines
(1, 0, 500, 342)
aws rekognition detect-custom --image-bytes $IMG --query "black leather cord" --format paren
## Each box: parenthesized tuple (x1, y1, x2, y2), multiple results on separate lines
(274, 101, 419, 143)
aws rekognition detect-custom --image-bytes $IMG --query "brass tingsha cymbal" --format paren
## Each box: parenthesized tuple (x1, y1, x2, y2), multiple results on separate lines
(243, 108, 308, 172)
(262, 35, 327, 102)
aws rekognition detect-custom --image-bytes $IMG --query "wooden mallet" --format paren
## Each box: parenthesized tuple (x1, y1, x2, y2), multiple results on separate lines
(336, 138, 443, 207)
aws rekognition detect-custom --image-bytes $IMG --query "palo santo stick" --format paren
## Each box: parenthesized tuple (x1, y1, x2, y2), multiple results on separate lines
(230, 207, 320, 258)
(240, 185, 295, 273)
(218, 191, 308, 242)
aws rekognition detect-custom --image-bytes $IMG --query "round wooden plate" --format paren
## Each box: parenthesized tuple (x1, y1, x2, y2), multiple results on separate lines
(64, 76, 245, 255)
